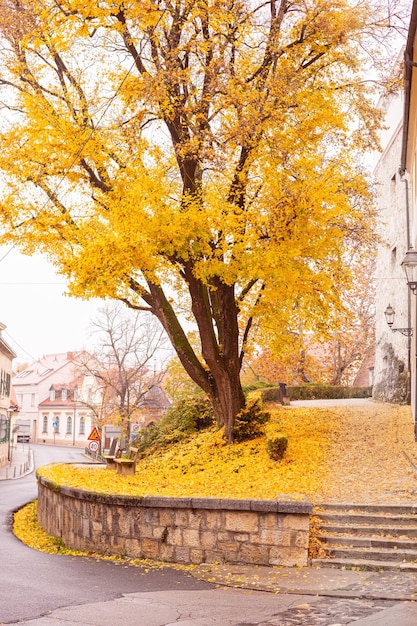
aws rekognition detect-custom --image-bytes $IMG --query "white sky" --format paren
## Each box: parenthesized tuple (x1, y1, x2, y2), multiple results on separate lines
(0, 245, 105, 366)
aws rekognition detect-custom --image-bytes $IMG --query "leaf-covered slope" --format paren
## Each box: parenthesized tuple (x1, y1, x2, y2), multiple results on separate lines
(37, 404, 417, 504)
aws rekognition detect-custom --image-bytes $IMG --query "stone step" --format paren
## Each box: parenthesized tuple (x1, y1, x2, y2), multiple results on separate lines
(316, 534, 417, 550)
(314, 503, 417, 515)
(319, 523, 417, 538)
(310, 504, 417, 571)
(327, 545, 417, 562)
(314, 512, 417, 527)
(310, 557, 417, 572)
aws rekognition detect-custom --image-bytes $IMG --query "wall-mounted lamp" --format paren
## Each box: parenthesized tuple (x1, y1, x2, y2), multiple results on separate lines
(384, 304, 413, 336)
(402, 248, 417, 294)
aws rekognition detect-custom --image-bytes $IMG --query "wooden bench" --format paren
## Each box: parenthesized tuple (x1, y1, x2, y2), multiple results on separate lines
(103, 439, 120, 470)
(114, 447, 139, 476)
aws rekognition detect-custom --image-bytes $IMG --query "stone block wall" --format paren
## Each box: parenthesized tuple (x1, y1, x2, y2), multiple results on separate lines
(37, 476, 312, 567)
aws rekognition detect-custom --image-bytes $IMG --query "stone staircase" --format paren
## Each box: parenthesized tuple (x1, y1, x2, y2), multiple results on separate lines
(310, 503, 417, 571)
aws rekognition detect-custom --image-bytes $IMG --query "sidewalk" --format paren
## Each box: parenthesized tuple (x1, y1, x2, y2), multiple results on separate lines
(191, 562, 417, 601)
(0, 443, 33, 480)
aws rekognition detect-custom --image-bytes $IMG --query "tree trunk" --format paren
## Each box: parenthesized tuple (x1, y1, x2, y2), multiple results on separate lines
(330, 338, 344, 385)
(209, 368, 246, 443)
(140, 275, 246, 442)
(186, 269, 246, 442)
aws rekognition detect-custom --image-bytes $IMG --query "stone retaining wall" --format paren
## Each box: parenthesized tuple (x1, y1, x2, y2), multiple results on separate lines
(37, 475, 312, 567)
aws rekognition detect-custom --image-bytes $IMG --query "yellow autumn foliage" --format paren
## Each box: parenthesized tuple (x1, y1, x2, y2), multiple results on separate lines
(0, 0, 400, 441)
(37, 404, 417, 504)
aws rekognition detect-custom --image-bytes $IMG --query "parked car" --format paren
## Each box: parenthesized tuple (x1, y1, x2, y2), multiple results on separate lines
(17, 434, 30, 443)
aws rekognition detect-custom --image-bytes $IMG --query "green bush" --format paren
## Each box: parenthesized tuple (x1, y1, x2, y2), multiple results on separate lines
(166, 395, 215, 432)
(242, 381, 275, 395)
(266, 435, 288, 461)
(286, 385, 372, 400)
(232, 398, 270, 442)
(258, 386, 282, 402)
(133, 394, 215, 454)
(255, 384, 372, 403)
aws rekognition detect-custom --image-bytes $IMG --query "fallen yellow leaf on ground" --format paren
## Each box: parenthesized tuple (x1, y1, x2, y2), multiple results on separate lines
(37, 403, 417, 504)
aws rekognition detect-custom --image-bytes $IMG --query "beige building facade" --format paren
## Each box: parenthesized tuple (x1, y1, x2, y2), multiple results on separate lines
(12, 352, 91, 445)
(0, 323, 16, 467)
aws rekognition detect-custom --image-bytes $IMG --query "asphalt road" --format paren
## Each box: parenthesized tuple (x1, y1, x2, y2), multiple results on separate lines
(0, 445, 212, 623)
(3, 443, 415, 626)
(0, 445, 309, 625)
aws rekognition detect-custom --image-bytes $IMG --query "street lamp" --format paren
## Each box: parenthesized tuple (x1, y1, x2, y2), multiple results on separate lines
(401, 248, 417, 440)
(384, 304, 413, 336)
(402, 248, 417, 294)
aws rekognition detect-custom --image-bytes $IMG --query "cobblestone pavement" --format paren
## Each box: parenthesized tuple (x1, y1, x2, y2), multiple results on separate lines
(342, 570, 417, 600)
(193, 564, 417, 601)
(253, 597, 397, 625)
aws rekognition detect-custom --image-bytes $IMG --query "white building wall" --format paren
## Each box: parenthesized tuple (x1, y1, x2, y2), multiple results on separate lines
(12, 353, 80, 441)
(39, 406, 92, 447)
(373, 120, 411, 402)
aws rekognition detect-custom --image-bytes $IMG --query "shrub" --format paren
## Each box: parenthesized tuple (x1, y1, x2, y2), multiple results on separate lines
(165, 395, 215, 432)
(242, 381, 275, 395)
(232, 398, 270, 442)
(266, 435, 288, 461)
(258, 386, 282, 403)
(133, 394, 215, 454)
(286, 385, 372, 401)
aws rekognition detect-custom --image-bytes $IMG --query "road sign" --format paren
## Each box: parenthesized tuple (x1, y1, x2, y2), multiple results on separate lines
(88, 440, 99, 453)
(88, 427, 101, 441)
(52, 421, 58, 428)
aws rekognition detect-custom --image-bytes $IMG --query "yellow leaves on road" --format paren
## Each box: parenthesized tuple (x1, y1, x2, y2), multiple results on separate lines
(14, 500, 191, 571)
(37, 403, 417, 504)
(14, 501, 83, 556)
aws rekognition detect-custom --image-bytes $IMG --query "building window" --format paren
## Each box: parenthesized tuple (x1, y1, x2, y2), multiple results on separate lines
(42, 415, 48, 433)
(79, 416, 85, 435)
(62, 388, 67, 401)
(0, 414, 7, 442)
(66, 415, 72, 434)
(0, 369, 11, 396)
(15, 369, 33, 378)
(391, 246, 397, 267)
(49, 389, 55, 401)
(31, 393, 36, 407)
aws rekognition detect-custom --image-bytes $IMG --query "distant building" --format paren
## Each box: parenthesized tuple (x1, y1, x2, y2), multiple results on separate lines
(103, 384, 171, 449)
(12, 351, 170, 448)
(0, 322, 16, 467)
(12, 352, 88, 445)
(38, 381, 92, 446)
(130, 384, 171, 434)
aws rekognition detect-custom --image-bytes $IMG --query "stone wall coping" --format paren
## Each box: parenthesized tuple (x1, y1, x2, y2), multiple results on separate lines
(37, 475, 312, 514)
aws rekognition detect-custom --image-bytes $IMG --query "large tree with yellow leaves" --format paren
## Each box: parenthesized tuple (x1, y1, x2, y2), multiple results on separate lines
(0, 0, 403, 441)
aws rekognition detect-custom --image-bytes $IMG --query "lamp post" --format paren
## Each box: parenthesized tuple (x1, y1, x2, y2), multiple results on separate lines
(73, 403, 76, 447)
(401, 249, 417, 440)
(401, 249, 417, 293)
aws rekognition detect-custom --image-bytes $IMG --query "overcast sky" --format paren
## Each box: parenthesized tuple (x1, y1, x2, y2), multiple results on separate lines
(0, 245, 105, 366)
